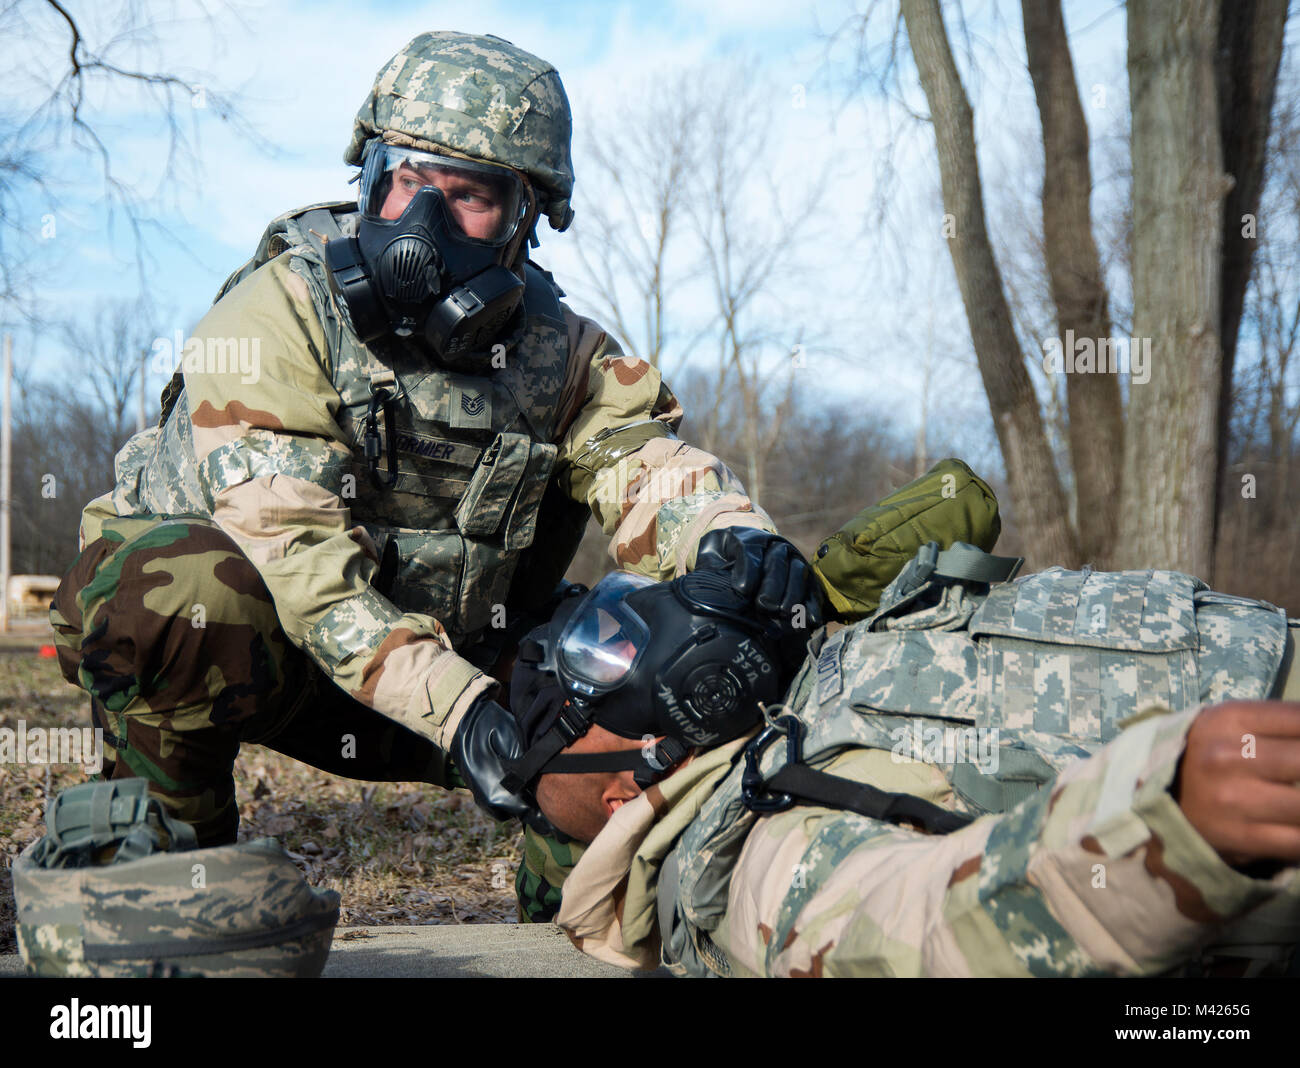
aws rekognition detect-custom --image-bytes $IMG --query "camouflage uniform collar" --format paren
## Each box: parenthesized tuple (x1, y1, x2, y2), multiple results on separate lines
(555, 732, 755, 971)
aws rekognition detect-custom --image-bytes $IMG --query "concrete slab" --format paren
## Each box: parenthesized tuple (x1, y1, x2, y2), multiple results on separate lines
(0, 923, 663, 978)
(324, 923, 647, 977)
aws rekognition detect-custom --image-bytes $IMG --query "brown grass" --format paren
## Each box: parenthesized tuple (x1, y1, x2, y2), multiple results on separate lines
(0, 650, 519, 956)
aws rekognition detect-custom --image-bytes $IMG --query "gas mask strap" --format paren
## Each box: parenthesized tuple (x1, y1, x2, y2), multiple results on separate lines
(499, 700, 593, 795)
(543, 752, 646, 774)
(543, 737, 690, 785)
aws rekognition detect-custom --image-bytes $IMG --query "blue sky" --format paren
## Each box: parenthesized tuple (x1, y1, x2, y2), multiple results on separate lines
(2, 0, 1179, 475)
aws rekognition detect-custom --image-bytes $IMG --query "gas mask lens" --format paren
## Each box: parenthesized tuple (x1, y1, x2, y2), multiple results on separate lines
(359, 144, 527, 245)
(557, 571, 656, 691)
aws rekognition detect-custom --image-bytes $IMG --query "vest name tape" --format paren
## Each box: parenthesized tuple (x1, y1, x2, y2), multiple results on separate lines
(393, 431, 480, 466)
(816, 629, 847, 703)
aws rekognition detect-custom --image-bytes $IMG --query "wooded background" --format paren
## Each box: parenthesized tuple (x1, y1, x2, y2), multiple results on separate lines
(3, 0, 1298, 613)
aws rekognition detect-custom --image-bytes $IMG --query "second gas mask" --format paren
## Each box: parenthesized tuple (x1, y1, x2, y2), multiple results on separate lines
(502, 570, 790, 797)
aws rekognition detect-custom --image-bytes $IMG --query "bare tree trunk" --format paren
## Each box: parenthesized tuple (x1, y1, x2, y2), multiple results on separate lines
(1120, 0, 1228, 576)
(915, 315, 933, 478)
(1212, 0, 1289, 547)
(901, 0, 1078, 570)
(1023, 0, 1123, 567)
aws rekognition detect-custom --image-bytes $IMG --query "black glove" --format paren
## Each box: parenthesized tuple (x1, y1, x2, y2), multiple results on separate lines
(449, 695, 535, 824)
(693, 527, 825, 670)
(693, 527, 825, 629)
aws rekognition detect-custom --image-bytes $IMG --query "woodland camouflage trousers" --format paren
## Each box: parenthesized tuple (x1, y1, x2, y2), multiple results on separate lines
(49, 515, 454, 848)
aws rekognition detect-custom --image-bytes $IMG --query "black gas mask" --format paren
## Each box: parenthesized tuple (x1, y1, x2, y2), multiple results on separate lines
(502, 570, 791, 799)
(327, 142, 532, 371)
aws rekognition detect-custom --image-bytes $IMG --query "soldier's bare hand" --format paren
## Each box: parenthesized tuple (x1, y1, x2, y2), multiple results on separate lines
(1175, 700, 1300, 867)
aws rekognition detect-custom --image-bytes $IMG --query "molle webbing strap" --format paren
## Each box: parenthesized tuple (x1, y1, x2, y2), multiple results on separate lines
(31, 780, 198, 869)
(948, 748, 1058, 815)
(877, 542, 1023, 622)
(764, 763, 976, 835)
(933, 545, 1023, 585)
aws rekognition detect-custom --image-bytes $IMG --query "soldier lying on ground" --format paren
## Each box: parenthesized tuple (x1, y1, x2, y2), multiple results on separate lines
(501, 551, 1300, 976)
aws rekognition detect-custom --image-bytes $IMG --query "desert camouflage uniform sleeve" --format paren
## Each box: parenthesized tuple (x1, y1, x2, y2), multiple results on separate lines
(185, 255, 493, 749)
(717, 706, 1300, 977)
(553, 313, 775, 579)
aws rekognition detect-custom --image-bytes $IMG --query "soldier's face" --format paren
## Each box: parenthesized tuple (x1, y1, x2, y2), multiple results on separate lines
(534, 724, 656, 843)
(380, 162, 508, 239)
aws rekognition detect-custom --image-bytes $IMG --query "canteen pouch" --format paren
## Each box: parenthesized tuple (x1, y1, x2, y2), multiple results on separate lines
(812, 458, 1001, 621)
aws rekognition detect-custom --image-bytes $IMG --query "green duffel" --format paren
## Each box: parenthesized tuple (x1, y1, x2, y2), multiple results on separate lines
(812, 458, 1004, 620)
(12, 779, 339, 977)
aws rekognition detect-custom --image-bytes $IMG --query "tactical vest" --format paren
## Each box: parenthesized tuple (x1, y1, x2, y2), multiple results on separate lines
(662, 558, 1292, 977)
(125, 202, 584, 647)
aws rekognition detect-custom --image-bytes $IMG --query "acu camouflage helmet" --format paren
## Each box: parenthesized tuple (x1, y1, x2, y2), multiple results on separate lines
(346, 31, 576, 232)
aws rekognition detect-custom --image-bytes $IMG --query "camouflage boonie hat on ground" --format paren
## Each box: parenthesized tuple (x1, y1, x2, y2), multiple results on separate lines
(346, 30, 576, 232)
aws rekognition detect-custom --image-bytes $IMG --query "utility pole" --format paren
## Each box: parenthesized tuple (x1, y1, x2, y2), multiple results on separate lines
(138, 347, 147, 433)
(1, 333, 11, 634)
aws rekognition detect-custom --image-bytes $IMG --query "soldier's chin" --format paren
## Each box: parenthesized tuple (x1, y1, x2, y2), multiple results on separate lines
(535, 792, 600, 845)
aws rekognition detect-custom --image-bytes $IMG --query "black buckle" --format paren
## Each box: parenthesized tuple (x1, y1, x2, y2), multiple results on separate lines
(741, 714, 803, 813)
(554, 701, 591, 745)
(633, 736, 688, 789)
(895, 541, 939, 600)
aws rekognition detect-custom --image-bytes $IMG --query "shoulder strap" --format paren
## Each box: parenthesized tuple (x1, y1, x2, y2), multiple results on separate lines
(296, 206, 347, 263)
(741, 717, 975, 835)
(764, 763, 976, 835)
(657, 846, 683, 965)
(871, 541, 1023, 626)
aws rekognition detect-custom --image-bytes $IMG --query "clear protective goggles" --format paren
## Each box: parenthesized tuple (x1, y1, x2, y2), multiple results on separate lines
(358, 142, 529, 246)
(556, 571, 657, 695)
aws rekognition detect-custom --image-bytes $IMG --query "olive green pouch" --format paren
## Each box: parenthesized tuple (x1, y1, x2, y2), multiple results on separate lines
(811, 458, 1002, 621)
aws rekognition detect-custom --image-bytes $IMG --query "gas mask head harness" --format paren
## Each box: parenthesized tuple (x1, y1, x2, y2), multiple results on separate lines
(502, 569, 790, 803)
(327, 141, 534, 370)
